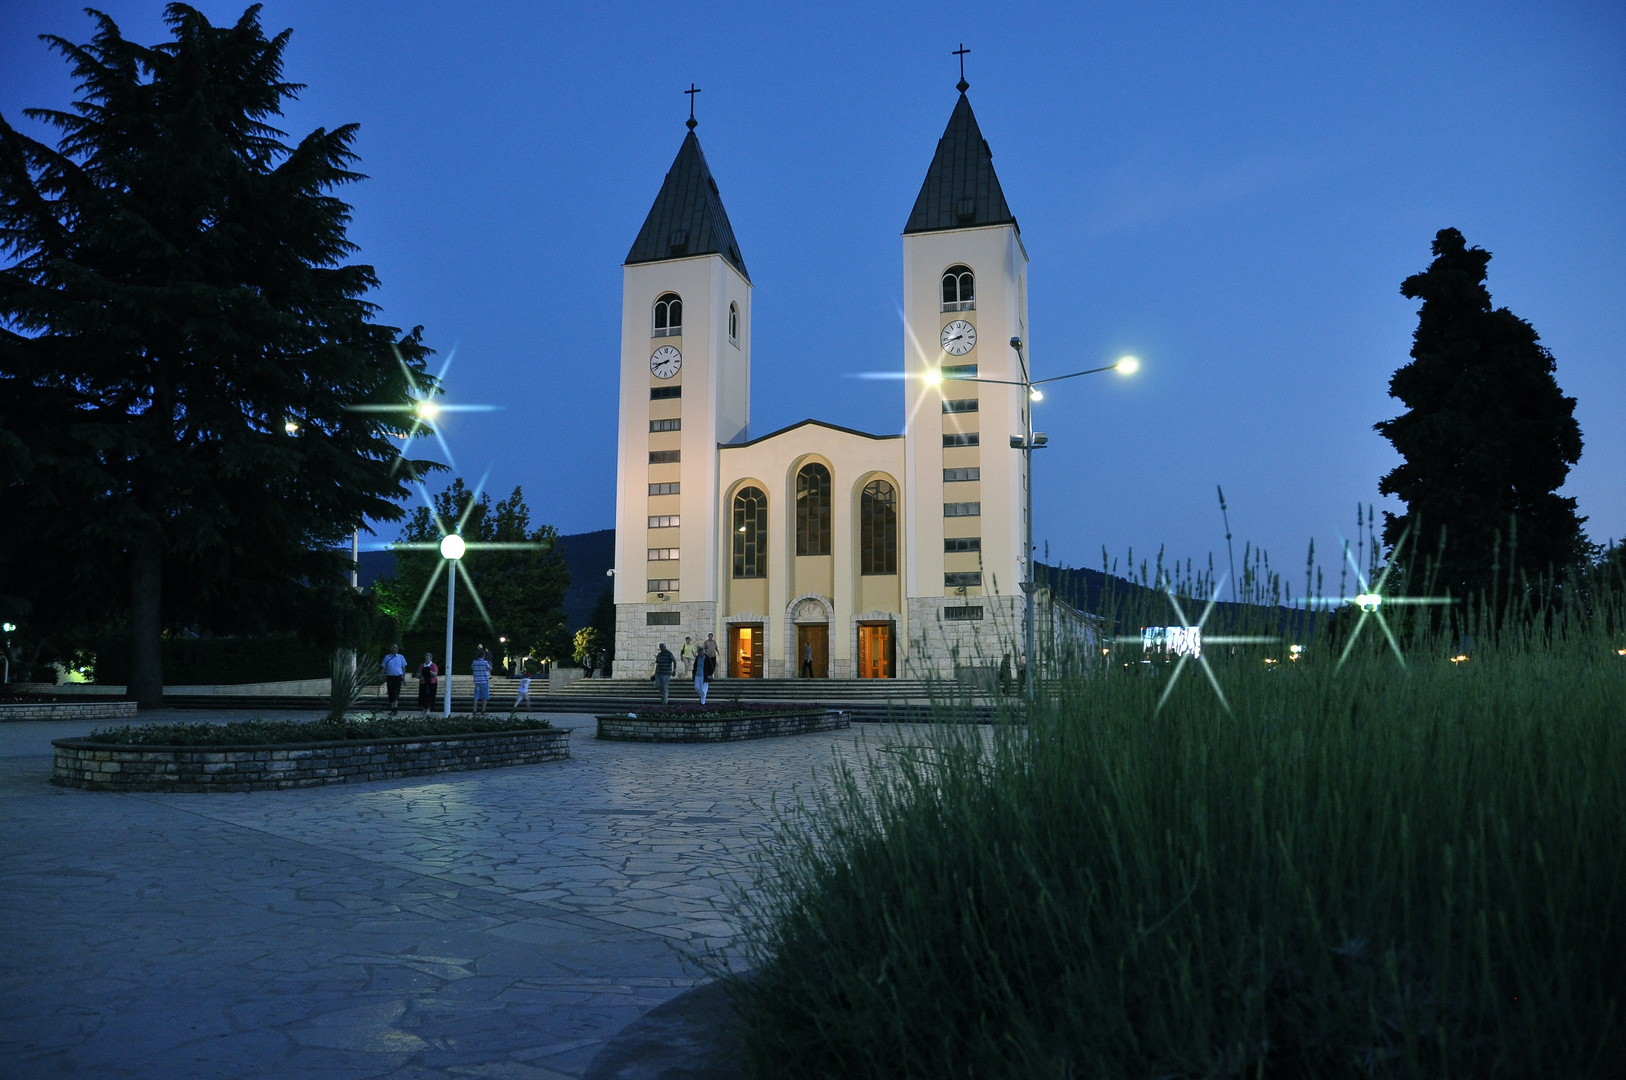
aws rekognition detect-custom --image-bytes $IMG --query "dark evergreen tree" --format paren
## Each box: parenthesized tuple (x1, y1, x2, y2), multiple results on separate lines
(0, 6, 434, 704)
(375, 479, 571, 666)
(1376, 228, 1587, 606)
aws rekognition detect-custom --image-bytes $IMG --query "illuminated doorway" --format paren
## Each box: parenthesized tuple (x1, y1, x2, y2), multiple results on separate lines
(729, 624, 764, 679)
(857, 621, 894, 679)
(796, 624, 829, 678)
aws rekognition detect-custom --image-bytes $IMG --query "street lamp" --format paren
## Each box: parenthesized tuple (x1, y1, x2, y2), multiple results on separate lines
(440, 533, 466, 716)
(943, 341, 1138, 702)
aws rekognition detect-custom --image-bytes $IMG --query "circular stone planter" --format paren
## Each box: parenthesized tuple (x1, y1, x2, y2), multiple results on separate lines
(52, 727, 570, 792)
(595, 709, 848, 743)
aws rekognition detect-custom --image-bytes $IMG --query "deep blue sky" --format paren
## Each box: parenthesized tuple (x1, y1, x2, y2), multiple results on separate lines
(5, 1, 1622, 590)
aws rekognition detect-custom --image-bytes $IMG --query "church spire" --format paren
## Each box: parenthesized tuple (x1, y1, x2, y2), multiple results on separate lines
(625, 109, 749, 280)
(903, 85, 1016, 236)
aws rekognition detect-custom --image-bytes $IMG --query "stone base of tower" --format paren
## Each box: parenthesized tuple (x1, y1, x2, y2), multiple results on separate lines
(614, 601, 718, 679)
(903, 595, 1024, 680)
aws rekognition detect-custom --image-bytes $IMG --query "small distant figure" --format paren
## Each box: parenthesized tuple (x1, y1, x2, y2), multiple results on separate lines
(512, 669, 532, 713)
(471, 649, 492, 715)
(381, 645, 406, 714)
(679, 636, 696, 678)
(801, 639, 815, 679)
(653, 643, 675, 704)
(416, 652, 439, 714)
(695, 633, 718, 705)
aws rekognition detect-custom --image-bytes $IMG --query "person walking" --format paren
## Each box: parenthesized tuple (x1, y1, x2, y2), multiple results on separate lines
(801, 639, 815, 679)
(415, 652, 438, 714)
(653, 644, 675, 704)
(679, 637, 695, 680)
(381, 645, 407, 714)
(512, 668, 532, 713)
(471, 648, 492, 715)
(695, 633, 718, 705)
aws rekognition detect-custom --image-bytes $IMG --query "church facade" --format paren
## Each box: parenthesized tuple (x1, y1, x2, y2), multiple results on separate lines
(612, 87, 1038, 680)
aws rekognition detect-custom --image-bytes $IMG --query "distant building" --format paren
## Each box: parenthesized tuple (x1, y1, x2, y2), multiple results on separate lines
(613, 82, 1072, 679)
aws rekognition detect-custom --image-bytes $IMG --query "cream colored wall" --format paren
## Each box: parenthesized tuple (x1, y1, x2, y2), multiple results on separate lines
(901, 224, 1028, 608)
(613, 253, 751, 638)
(718, 428, 905, 676)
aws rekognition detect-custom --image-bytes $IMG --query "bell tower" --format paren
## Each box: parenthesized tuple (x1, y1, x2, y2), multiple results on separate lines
(900, 81, 1029, 643)
(612, 113, 752, 674)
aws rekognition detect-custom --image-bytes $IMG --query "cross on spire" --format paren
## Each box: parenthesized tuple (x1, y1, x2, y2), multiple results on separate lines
(954, 43, 970, 93)
(684, 83, 701, 131)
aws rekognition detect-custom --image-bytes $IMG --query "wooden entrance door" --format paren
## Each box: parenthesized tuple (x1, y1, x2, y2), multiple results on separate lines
(857, 622, 894, 679)
(729, 624, 764, 679)
(796, 624, 829, 678)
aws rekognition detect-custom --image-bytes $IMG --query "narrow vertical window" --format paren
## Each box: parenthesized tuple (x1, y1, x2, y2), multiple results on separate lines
(732, 487, 768, 578)
(860, 480, 898, 575)
(653, 293, 683, 336)
(728, 302, 739, 345)
(941, 265, 974, 310)
(795, 463, 832, 556)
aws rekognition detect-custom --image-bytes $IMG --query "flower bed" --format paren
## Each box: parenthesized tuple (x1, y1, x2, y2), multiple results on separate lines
(596, 708, 847, 743)
(54, 716, 568, 792)
(86, 713, 550, 746)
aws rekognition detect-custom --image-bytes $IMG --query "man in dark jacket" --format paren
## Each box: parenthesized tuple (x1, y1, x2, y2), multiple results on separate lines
(653, 644, 676, 704)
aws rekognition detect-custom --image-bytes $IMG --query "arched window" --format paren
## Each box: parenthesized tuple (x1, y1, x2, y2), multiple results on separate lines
(941, 265, 974, 311)
(732, 486, 768, 578)
(728, 302, 739, 345)
(860, 480, 898, 575)
(653, 293, 682, 336)
(796, 463, 832, 556)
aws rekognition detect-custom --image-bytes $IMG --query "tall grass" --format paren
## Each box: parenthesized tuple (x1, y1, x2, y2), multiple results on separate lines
(714, 602, 1626, 1077)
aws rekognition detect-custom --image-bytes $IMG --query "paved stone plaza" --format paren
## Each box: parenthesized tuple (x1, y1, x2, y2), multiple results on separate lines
(0, 711, 882, 1078)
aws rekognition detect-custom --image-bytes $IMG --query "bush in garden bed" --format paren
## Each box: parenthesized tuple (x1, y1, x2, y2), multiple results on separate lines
(87, 713, 552, 747)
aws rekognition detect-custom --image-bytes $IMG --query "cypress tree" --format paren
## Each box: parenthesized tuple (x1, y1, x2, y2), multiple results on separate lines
(0, 6, 434, 704)
(1376, 228, 1587, 606)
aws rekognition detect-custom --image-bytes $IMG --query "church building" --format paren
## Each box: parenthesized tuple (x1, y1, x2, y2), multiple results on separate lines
(612, 81, 1042, 680)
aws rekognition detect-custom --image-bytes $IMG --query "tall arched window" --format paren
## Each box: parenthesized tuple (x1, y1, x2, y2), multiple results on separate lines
(796, 463, 832, 556)
(732, 486, 768, 578)
(653, 293, 682, 336)
(941, 265, 974, 311)
(728, 302, 739, 345)
(860, 480, 898, 575)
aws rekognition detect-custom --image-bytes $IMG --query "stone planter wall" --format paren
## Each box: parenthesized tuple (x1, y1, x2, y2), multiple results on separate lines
(2, 701, 139, 723)
(596, 710, 848, 743)
(52, 728, 570, 792)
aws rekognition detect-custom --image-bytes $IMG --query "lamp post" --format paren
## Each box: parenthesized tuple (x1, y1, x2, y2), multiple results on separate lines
(939, 343, 1137, 703)
(440, 533, 466, 716)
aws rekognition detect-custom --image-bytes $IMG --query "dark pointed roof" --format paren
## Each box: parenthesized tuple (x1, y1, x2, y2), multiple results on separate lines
(904, 93, 1017, 235)
(626, 131, 749, 281)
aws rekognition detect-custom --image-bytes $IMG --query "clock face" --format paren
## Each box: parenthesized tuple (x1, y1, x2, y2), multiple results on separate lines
(650, 345, 682, 379)
(941, 320, 977, 356)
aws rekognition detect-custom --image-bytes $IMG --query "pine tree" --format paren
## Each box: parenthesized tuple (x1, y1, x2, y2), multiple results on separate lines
(1376, 228, 1587, 606)
(0, 6, 434, 704)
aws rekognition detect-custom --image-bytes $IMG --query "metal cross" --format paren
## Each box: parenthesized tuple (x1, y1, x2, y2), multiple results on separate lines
(954, 44, 970, 92)
(685, 83, 701, 130)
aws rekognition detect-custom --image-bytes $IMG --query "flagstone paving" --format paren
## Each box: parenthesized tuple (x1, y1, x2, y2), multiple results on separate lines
(0, 711, 887, 1079)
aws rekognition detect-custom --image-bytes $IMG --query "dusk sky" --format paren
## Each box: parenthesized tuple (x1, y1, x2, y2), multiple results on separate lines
(4, 1, 1622, 589)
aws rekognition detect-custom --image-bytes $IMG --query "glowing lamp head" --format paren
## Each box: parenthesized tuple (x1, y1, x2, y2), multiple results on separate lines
(1116, 356, 1140, 375)
(284, 420, 300, 435)
(415, 399, 441, 421)
(923, 369, 943, 388)
(1029, 387, 1043, 401)
(439, 534, 466, 561)
(1, 623, 15, 633)
(1355, 593, 1383, 612)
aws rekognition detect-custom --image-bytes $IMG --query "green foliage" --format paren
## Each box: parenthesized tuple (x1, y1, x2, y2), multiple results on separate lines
(88, 713, 551, 747)
(589, 583, 616, 666)
(0, 5, 438, 699)
(373, 478, 570, 665)
(1376, 228, 1588, 607)
(572, 626, 599, 666)
(91, 631, 331, 685)
(714, 611, 1626, 1078)
(327, 651, 377, 721)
